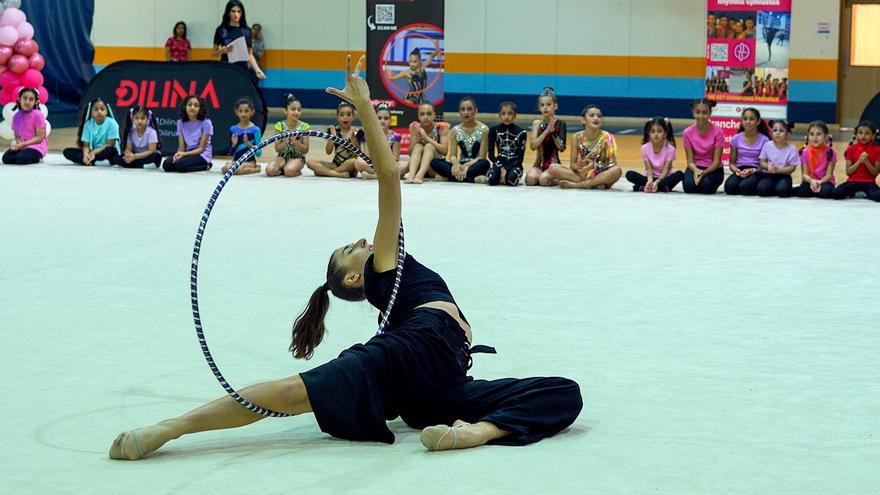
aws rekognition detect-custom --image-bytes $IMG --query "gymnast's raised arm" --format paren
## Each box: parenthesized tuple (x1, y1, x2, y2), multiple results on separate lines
(326, 55, 401, 273)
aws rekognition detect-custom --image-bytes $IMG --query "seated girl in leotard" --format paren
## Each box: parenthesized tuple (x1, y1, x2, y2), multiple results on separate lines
(429, 96, 490, 183)
(405, 103, 448, 184)
(306, 102, 367, 178)
(554, 105, 622, 190)
(357, 103, 408, 179)
(266, 93, 310, 177)
(526, 87, 567, 186)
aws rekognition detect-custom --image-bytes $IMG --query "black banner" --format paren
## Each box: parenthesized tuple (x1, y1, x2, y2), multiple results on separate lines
(366, 0, 444, 153)
(80, 61, 267, 155)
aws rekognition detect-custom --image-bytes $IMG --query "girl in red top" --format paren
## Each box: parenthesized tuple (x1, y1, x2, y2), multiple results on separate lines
(165, 22, 191, 62)
(833, 121, 880, 201)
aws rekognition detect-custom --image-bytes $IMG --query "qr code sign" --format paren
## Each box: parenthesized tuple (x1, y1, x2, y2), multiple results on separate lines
(375, 4, 395, 24)
(709, 43, 728, 63)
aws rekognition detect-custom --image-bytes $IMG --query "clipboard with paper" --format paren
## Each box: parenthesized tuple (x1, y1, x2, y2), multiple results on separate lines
(227, 36, 249, 64)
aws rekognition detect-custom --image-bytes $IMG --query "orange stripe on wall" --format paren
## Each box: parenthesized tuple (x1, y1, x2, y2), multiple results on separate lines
(96, 46, 367, 71)
(445, 53, 701, 78)
(789, 58, 838, 82)
(264, 50, 366, 71)
(95, 46, 838, 82)
(95, 46, 218, 64)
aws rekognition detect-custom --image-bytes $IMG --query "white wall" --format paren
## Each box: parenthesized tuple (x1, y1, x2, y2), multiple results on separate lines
(93, 0, 837, 62)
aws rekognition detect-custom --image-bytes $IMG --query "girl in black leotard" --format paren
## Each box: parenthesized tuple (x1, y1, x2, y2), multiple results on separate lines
(109, 56, 582, 460)
(486, 101, 527, 186)
(429, 96, 491, 183)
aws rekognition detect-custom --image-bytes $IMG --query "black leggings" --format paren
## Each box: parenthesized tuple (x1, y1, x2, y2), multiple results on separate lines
(2, 148, 42, 165)
(682, 168, 724, 194)
(724, 169, 761, 196)
(625, 170, 684, 192)
(756, 174, 793, 197)
(486, 158, 523, 186)
(63, 147, 119, 165)
(832, 181, 880, 201)
(794, 182, 834, 199)
(430, 158, 491, 183)
(162, 155, 211, 173)
(110, 151, 163, 169)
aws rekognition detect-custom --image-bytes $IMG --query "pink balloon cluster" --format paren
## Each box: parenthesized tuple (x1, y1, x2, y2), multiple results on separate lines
(0, 7, 46, 105)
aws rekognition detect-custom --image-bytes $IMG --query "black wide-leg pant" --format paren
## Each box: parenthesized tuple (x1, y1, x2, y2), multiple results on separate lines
(300, 308, 582, 445)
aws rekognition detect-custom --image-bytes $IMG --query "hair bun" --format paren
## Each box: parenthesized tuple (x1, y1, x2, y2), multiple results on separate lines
(541, 86, 555, 96)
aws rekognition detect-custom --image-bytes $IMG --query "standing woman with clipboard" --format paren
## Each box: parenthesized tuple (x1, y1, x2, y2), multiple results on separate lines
(213, 1, 266, 83)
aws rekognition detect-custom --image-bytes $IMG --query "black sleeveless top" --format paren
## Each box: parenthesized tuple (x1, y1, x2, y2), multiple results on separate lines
(406, 69, 427, 104)
(363, 253, 465, 330)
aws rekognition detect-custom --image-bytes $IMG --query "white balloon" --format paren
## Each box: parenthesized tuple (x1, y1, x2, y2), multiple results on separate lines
(44, 120, 51, 136)
(2, 102, 15, 121)
(40, 104, 48, 118)
(0, 119, 14, 140)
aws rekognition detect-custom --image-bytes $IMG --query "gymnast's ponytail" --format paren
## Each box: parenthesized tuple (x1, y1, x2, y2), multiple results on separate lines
(290, 283, 331, 359)
(290, 255, 366, 359)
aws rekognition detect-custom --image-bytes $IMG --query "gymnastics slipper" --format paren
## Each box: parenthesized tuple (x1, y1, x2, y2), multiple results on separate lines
(109, 429, 145, 460)
(420, 420, 470, 451)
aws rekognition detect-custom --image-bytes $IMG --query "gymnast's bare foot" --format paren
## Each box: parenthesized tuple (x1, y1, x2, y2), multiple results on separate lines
(109, 422, 176, 460)
(420, 420, 508, 451)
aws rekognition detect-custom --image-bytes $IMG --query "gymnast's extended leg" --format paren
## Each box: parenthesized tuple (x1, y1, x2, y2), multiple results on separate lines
(109, 375, 312, 460)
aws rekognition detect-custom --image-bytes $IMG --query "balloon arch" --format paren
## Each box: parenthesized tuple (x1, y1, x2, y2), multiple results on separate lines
(0, 1, 51, 141)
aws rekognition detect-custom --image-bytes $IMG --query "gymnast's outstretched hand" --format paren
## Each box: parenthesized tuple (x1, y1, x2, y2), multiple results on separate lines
(326, 55, 370, 108)
(327, 55, 401, 272)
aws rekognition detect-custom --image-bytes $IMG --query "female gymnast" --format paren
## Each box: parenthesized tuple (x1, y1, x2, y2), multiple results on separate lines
(385, 44, 441, 105)
(109, 56, 582, 460)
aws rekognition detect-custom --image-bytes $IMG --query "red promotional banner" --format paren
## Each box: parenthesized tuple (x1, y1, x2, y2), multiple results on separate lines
(706, 0, 791, 160)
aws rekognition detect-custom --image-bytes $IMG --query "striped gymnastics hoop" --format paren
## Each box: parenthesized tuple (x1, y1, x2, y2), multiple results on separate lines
(190, 129, 405, 417)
